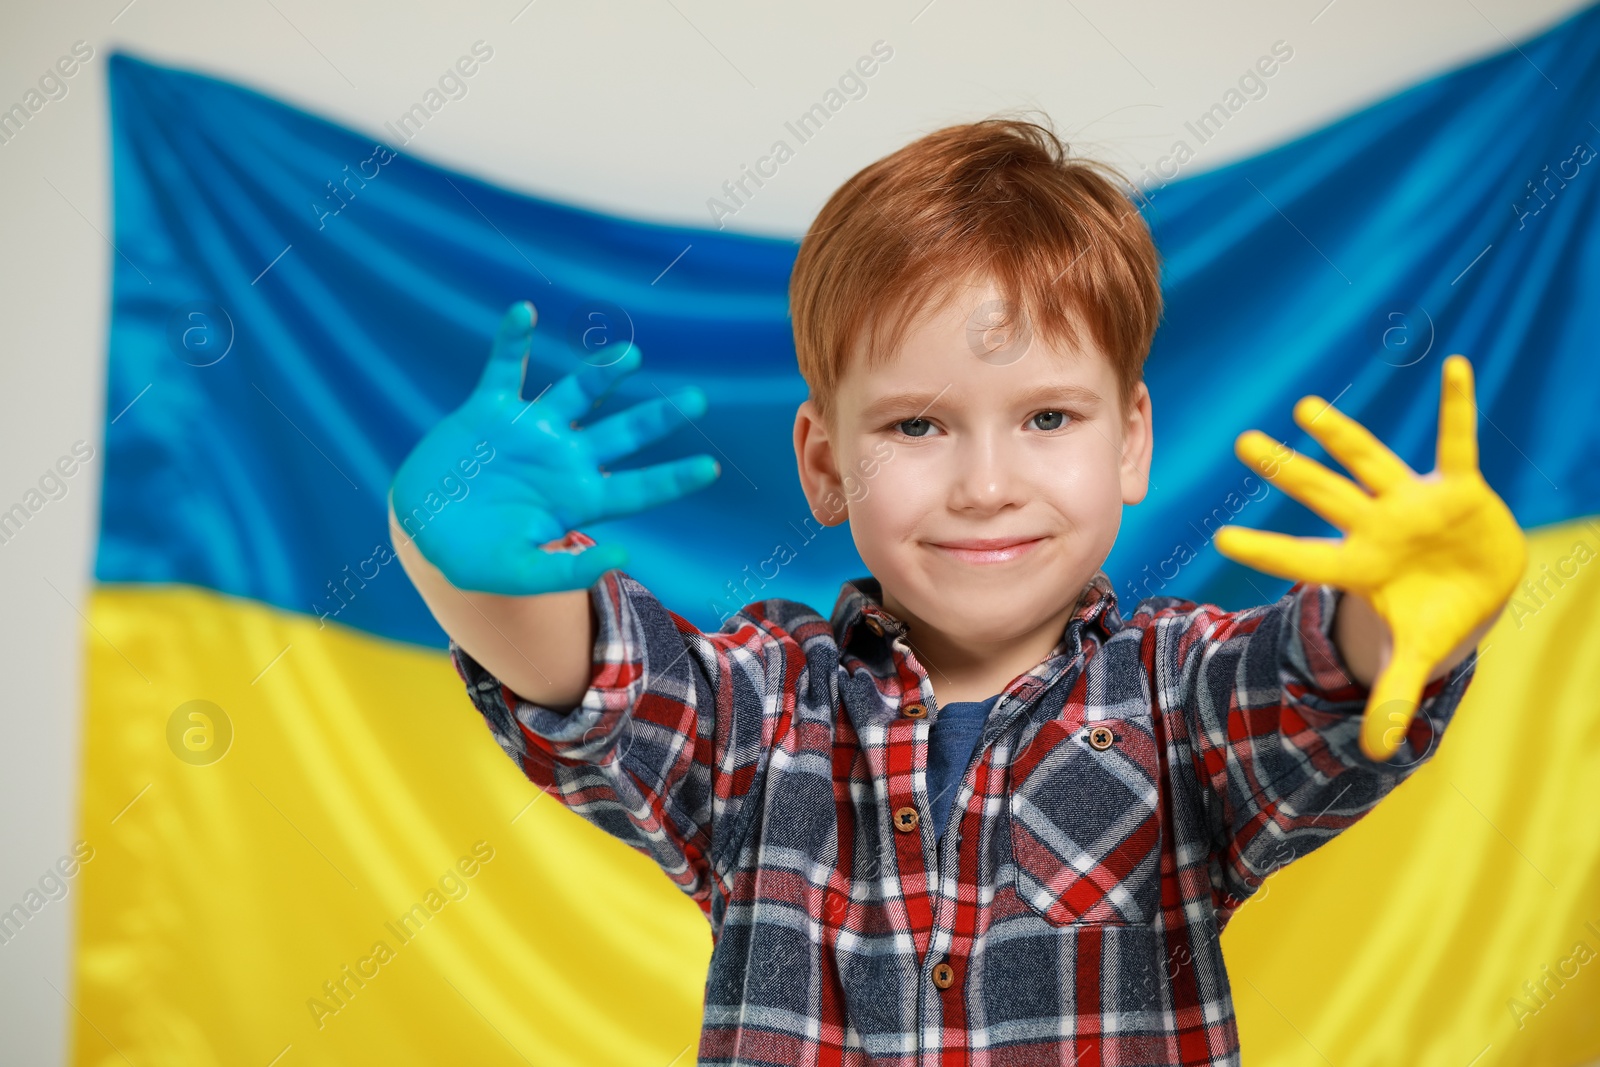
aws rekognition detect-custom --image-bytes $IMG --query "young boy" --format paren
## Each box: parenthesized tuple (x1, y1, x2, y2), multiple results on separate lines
(389, 119, 1523, 1065)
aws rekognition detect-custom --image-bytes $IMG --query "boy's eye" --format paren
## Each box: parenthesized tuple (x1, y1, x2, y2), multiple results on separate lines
(1031, 411, 1071, 431)
(896, 417, 937, 438)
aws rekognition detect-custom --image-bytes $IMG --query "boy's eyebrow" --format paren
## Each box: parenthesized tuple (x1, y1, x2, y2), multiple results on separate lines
(1014, 383, 1104, 408)
(858, 383, 1103, 422)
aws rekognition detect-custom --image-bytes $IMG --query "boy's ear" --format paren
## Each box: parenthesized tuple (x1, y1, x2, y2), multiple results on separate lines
(793, 398, 849, 527)
(1119, 381, 1154, 506)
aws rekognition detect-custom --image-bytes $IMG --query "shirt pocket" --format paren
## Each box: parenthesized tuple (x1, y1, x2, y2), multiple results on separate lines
(1006, 712, 1163, 926)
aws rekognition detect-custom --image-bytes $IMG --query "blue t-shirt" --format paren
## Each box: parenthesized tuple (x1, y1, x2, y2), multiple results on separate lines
(926, 694, 1002, 841)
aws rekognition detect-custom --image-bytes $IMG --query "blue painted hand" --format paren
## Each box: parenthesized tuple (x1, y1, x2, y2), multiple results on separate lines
(389, 300, 720, 596)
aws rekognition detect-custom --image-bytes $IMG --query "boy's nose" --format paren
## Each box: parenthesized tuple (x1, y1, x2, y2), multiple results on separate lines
(946, 433, 1025, 513)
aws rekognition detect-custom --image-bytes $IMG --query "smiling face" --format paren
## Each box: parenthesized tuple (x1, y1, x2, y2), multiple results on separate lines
(794, 275, 1154, 671)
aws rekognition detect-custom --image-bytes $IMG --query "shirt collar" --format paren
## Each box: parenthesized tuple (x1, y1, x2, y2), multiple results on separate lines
(830, 568, 1122, 656)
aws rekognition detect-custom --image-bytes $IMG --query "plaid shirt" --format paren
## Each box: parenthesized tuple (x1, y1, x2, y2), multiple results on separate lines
(451, 566, 1477, 1066)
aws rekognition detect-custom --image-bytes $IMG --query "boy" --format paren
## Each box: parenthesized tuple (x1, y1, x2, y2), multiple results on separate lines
(389, 119, 1524, 1065)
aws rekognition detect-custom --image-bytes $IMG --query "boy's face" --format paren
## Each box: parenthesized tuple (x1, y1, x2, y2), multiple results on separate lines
(793, 277, 1153, 652)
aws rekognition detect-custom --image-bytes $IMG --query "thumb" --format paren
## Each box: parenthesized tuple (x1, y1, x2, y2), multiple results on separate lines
(514, 541, 630, 594)
(477, 301, 537, 396)
(1359, 642, 1433, 762)
(567, 542, 630, 588)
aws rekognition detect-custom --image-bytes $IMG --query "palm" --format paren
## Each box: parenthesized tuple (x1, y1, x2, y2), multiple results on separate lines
(1213, 355, 1526, 761)
(390, 301, 719, 595)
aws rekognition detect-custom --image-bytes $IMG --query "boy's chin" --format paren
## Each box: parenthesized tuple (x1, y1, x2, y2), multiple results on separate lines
(905, 593, 1067, 645)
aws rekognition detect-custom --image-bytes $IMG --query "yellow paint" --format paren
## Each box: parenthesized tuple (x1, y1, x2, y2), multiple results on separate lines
(1215, 355, 1529, 759)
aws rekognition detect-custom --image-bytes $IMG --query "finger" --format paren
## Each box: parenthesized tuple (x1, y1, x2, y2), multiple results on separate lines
(546, 541, 631, 591)
(1291, 396, 1417, 495)
(1235, 430, 1370, 532)
(584, 387, 707, 465)
(1213, 525, 1348, 586)
(476, 301, 538, 396)
(504, 540, 630, 595)
(1359, 648, 1433, 762)
(589, 454, 720, 524)
(1436, 354, 1479, 478)
(565, 541, 631, 588)
(540, 341, 644, 424)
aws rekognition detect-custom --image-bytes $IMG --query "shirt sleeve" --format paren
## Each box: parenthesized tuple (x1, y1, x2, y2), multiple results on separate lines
(448, 569, 792, 914)
(1150, 580, 1479, 926)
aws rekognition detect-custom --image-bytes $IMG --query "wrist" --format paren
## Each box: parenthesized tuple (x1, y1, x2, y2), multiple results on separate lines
(1330, 586, 1389, 689)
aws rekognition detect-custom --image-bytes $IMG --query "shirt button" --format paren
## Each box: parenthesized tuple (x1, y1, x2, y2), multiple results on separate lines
(893, 806, 920, 832)
(932, 961, 956, 989)
(902, 702, 927, 719)
(864, 616, 884, 636)
(1088, 725, 1115, 751)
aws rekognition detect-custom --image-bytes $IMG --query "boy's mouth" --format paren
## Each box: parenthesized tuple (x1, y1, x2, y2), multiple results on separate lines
(927, 535, 1044, 565)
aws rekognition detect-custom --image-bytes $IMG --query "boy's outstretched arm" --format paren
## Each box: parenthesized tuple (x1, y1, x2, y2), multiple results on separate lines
(1215, 354, 1526, 760)
(388, 502, 594, 708)
(387, 300, 719, 707)
(390, 302, 793, 911)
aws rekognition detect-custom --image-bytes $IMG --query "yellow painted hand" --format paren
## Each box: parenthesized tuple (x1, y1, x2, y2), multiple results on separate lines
(1213, 355, 1526, 762)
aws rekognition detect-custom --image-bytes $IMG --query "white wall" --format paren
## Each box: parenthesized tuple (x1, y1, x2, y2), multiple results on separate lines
(0, 0, 1586, 1061)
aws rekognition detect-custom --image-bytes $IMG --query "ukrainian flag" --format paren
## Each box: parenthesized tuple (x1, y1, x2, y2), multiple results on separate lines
(76, 6, 1600, 1064)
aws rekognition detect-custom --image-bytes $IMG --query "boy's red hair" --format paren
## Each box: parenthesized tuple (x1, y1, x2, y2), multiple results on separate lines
(789, 116, 1162, 425)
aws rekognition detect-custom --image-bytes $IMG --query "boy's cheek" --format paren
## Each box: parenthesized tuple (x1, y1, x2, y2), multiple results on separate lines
(848, 459, 940, 524)
(857, 443, 893, 481)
